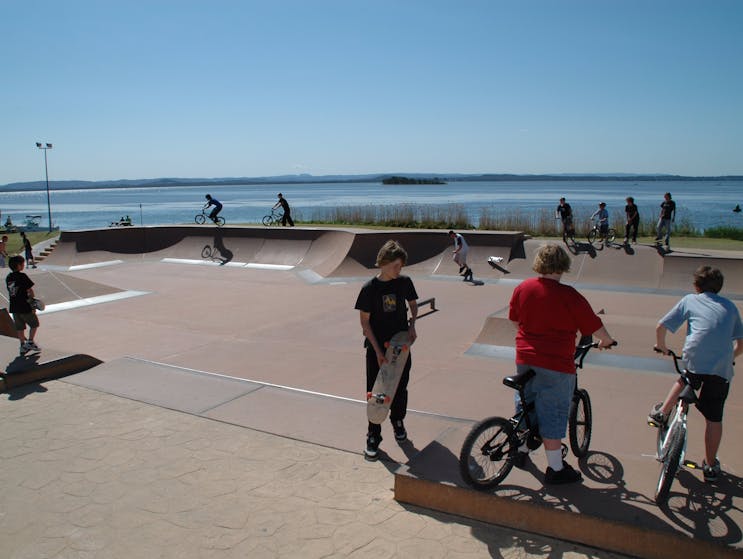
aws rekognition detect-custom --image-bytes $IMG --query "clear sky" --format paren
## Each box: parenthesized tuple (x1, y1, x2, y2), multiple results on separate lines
(2, 0, 742, 185)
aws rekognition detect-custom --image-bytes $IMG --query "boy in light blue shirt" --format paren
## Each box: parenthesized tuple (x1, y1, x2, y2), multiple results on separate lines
(651, 266, 743, 482)
(590, 202, 609, 237)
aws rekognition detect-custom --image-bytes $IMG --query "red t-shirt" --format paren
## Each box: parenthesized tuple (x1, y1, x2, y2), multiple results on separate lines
(508, 277, 603, 374)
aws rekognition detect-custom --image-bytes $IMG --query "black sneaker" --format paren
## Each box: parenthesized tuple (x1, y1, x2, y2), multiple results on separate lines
(545, 462, 582, 485)
(703, 459, 721, 483)
(459, 265, 465, 274)
(365, 434, 381, 461)
(392, 420, 407, 442)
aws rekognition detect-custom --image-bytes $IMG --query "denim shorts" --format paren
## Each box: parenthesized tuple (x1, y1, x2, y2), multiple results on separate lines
(515, 364, 576, 440)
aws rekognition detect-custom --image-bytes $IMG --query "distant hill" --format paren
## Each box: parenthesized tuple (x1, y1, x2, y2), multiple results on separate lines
(2, 173, 741, 191)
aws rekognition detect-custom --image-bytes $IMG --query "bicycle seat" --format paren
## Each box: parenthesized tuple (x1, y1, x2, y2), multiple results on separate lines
(503, 368, 535, 390)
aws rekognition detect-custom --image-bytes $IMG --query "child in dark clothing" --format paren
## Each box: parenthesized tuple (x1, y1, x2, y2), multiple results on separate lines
(354, 240, 419, 460)
(5, 255, 41, 354)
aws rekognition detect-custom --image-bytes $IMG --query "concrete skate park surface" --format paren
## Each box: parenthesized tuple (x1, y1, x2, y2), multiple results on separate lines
(4, 225, 743, 558)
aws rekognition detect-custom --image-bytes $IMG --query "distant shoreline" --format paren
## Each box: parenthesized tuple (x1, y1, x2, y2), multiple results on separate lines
(3, 173, 742, 192)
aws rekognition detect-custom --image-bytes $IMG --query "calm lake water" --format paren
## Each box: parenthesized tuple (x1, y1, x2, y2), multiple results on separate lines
(2, 180, 742, 232)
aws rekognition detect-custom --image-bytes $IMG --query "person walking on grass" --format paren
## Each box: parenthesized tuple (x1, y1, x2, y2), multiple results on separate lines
(624, 197, 640, 244)
(273, 193, 295, 226)
(20, 232, 37, 268)
(355, 240, 418, 461)
(649, 266, 743, 483)
(655, 192, 676, 248)
(449, 230, 473, 282)
(6, 255, 41, 355)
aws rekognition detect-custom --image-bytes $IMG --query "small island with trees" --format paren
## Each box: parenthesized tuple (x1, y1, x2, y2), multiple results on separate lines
(382, 176, 447, 185)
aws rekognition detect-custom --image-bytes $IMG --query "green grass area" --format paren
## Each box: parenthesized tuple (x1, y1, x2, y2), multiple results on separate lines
(1, 231, 59, 255)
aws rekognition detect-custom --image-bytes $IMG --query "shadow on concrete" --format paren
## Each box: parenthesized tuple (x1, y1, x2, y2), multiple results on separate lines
(565, 240, 598, 258)
(5, 353, 41, 374)
(397, 441, 743, 554)
(7, 382, 48, 401)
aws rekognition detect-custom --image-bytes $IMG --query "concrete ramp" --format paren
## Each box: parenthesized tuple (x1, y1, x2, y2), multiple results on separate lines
(0, 337, 101, 393)
(661, 249, 743, 295)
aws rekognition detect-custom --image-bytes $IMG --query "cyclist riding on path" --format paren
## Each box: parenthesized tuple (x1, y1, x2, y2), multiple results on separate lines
(650, 266, 743, 483)
(204, 194, 223, 224)
(590, 202, 609, 238)
(555, 198, 574, 239)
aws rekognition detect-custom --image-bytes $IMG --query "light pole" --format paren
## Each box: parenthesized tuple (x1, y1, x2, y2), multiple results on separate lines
(35, 142, 53, 232)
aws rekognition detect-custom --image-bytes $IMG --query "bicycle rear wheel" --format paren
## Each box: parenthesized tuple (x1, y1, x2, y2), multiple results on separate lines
(655, 424, 684, 504)
(195, 214, 206, 225)
(201, 245, 212, 259)
(568, 389, 592, 457)
(459, 417, 517, 489)
(215, 216, 225, 227)
(262, 215, 273, 227)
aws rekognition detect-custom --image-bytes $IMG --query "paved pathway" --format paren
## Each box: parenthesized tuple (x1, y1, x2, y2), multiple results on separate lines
(0, 381, 629, 558)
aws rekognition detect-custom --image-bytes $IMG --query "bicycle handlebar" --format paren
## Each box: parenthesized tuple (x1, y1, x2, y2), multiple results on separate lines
(575, 340, 617, 369)
(654, 347, 685, 374)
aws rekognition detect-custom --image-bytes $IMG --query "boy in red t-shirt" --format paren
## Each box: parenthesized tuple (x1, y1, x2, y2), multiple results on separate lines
(509, 244, 616, 484)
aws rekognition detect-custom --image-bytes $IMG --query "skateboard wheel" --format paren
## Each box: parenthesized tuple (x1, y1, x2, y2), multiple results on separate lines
(402, 345, 408, 351)
(384, 341, 390, 348)
(366, 391, 372, 401)
(384, 396, 391, 404)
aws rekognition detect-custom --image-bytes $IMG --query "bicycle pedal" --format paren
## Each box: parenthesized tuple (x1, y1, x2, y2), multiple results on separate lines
(683, 460, 699, 469)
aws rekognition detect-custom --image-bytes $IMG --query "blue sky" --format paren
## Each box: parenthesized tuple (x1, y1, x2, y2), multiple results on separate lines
(2, 0, 742, 185)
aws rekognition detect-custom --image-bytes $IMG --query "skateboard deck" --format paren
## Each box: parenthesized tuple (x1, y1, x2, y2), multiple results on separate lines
(366, 331, 410, 425)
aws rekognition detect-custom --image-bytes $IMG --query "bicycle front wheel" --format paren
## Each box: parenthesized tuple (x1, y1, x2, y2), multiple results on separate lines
(459, 417, 517, 490)
(195, 214, 206, 225)
(568, 389, 592, 457)
(655, 425, 684, 504)
(587, 229, 597, 245)
(262, 215, 273, 227)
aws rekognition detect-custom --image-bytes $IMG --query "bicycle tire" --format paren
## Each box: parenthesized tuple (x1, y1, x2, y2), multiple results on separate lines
(587, 229, 597, 245)
(459, 417, 517, 489)
(195, 214, 206, 225)
(215, 216, 226, 227)
(568, 389, 592, 457)
(606, 228, 616, 243)
(201, 245, 212, 259)
(655, 425, 684, 504)
(262, 215, 273, 227)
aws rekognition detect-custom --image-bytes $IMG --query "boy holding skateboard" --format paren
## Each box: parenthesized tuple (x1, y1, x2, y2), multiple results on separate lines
(355, 240, 419, 460)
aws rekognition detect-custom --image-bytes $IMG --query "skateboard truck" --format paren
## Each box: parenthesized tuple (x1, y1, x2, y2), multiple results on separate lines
(366, 391, 390, 404)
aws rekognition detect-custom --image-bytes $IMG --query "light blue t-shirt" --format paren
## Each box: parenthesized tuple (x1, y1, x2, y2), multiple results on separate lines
(660, 292, 743, 380)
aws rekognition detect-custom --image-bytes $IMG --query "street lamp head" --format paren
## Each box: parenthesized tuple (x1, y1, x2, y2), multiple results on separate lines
(36, 142, 42, 147)
(46, 143, 53, 148)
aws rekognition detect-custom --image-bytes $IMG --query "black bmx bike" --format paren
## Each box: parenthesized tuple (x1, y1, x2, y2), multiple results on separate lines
(587, 219, 616, 247)
(262, 209, 284, 227)
(459, 340, 612, 490)
(195, 208, 225, 227)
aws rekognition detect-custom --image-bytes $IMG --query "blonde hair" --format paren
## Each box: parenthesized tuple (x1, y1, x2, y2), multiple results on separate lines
(532, 244, 571, 275)
(376, 240, 408, 267)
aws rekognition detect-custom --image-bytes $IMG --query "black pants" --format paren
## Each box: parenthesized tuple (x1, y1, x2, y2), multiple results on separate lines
(366, 346, 411, 437)
(625, 218, 639, 242)
(281, 210, 294, 226)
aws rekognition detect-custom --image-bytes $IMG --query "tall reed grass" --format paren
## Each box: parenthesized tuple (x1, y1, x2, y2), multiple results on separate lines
(300, 203, 736, 239)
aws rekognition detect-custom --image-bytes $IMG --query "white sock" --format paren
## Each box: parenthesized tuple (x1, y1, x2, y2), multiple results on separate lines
(546, 449, 563, 471)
